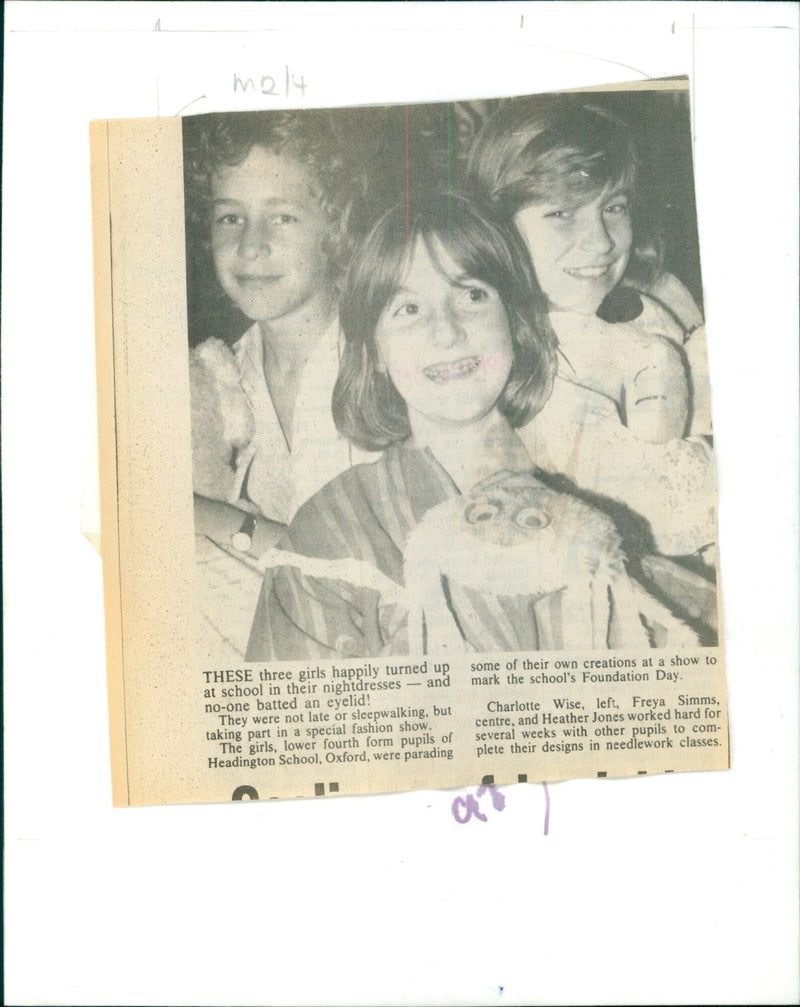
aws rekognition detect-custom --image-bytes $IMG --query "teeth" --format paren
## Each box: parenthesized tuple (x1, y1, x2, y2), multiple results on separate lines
(565, 266, 608, 278)
(423, 357, 480, 383)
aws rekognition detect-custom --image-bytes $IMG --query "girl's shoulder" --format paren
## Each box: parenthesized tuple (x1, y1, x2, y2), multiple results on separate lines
(285, 441, 458, 563)
(600, 285, 687, 345)
(635, 292, 688, 347)
(285, 449, 405, 556)
(291, 453, 386, 520)
(621, 271, 705, 342)
(642, 272, 704, 333)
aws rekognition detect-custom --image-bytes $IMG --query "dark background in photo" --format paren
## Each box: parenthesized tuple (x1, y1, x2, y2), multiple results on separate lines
(183, 89, 701, 348)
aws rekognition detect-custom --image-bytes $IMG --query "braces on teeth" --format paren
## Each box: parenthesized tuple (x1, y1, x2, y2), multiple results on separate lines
(424, 358, 481, 382)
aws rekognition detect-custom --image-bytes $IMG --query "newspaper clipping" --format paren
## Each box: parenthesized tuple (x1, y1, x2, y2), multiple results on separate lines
(92, 81, 727, 807)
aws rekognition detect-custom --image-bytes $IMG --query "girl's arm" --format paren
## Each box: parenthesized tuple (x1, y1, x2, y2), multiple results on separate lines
(622, 337, 689, 444)
(193, 494, 286, 560)
(245, 481, 403, 660)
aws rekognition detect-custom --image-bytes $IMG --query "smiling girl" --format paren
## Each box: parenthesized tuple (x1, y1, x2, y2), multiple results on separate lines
(468, 97, 715, 558)
(186, 111, 375, 559)
(246, 194, 697, 659)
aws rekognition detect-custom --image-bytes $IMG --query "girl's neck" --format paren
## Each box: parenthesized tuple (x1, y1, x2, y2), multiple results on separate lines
(258, 290, 338, 369)
(411, 410, 529, 493)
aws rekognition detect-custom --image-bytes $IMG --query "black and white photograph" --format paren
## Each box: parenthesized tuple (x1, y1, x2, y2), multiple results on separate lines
(185, 86, 720, 665)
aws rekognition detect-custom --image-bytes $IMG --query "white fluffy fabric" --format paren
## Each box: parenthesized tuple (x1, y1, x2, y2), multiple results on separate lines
(189, 338, 254, 502)
(402, 472, 698, 653)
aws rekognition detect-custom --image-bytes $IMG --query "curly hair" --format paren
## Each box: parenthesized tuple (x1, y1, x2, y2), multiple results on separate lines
(183, 109, 367, 290)
(333, 191, 558, 452)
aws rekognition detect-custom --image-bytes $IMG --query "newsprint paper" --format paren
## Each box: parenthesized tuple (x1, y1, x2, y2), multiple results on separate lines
(92, 81, 728, 807)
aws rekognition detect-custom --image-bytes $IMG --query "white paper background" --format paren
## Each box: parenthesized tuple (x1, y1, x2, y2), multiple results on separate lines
(3, 3, 798, 1004)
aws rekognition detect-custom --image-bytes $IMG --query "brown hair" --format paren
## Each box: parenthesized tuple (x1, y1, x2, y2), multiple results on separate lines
(333, 192, 557, 451)
(184, 109, 367, 289)
(467, 95, 662, 289)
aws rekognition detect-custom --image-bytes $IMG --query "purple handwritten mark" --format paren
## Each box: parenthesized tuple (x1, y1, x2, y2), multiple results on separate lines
(451, 782, 551, 831)
(451, 783, 505, 824)
(477, 783, 506, 811)
(452, 793, 486, 824)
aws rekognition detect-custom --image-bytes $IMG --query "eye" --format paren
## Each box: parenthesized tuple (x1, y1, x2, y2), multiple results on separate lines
(544, 209, 572, 220)
(604, 200, 629, 216)
(271, 213, 299, 226)
(513, 506, 550, 530)
(216, 213, 243, 226)
(465, 286, 490, 304)
(465, 498, 503, 524)
(392, 302, 420, 318)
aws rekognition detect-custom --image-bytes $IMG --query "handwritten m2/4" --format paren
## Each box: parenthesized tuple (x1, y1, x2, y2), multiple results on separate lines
(233, 68, 308, 99)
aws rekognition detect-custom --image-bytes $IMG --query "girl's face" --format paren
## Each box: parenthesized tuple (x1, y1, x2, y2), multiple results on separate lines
(375, 238, 513, 437)
(210, 145, 332, 325)
(514, 190, 633, 315)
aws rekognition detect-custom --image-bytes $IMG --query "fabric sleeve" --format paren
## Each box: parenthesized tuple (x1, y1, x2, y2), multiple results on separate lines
(246, 564, 383, 661)
(625, 336, 690, 444)
(245, 476, 402, 660)
(635, 272, 705, 334)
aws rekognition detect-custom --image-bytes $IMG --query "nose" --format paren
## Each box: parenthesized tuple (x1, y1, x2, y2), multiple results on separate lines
(238, 219, 271, 261)
(430, 303, 466, 348)
(578, 212, 614, 254)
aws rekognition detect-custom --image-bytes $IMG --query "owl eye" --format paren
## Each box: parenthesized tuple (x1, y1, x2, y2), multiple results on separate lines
(465, 498, 503, 524)
(514, 506, 550, 530)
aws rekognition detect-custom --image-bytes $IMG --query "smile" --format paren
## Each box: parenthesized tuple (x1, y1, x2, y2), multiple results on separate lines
(237, 274, 282, 285)
(563, 266, 611, 279)
(423, 357, 481, 383)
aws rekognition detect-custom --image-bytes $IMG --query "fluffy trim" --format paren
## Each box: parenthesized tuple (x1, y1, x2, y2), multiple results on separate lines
(402, 472, 698, 653)
(190, 338, 254, 501)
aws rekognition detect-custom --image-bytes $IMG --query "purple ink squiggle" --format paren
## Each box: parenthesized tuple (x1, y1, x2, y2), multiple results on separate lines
(452, 793, 488, 824)
(477, 783, 506, 811)
(451, 785, 504, 824)
(542, 781, 551, 836)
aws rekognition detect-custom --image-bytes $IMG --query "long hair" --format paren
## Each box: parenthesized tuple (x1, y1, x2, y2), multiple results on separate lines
(333, 191, 557, 451)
